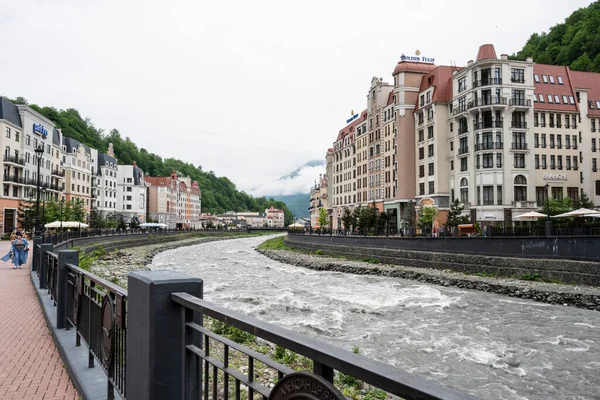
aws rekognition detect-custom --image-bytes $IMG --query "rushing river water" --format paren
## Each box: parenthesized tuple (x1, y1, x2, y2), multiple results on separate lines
(151, 236, 600, 400)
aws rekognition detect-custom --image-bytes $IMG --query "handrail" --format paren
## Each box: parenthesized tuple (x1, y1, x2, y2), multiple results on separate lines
(66, 263, 128, 297)
(171, 292, 477, 400)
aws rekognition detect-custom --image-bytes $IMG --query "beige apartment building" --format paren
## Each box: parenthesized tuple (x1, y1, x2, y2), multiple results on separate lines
(309, 174, 327, 228)
(146, 170, 201, 229)
(62, 137, 95, 215)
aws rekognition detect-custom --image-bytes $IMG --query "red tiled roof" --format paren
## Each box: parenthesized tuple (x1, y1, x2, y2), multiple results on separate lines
(533, 64, 578, 113)
(571, 70, 600, 117)
(414, 66, 456, 111)
(476, 44, 497, 62)
(392, 61, 436, 75)
(335, 110, 367, 143)
(386, 91, 394, 106)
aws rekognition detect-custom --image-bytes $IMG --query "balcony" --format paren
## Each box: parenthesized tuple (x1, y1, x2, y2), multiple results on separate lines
(511, 77, 525, 83)
(475, 142, 495, 151)
(511, 121, 528, 129)
(452, 106, 469, 116)
(474, 120, 503, 130)
(509, 98, 532, 108)
(514, 163, 526, 169)
(468, 96, 507, 109)
(458, 147, 469, 155)
(511, 143, 529, 151)
(512, 201, 536, 208)
(3, 155, 25, 167)
(473, 78, 502, 88)
(457, 126, 469, 135)
(51, 168, 65, 178)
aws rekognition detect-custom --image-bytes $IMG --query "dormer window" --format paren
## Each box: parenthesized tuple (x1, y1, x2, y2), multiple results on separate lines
(534, 74, 540, 83)
(538, 94, 544, 103)
(549, 75, 555, 84)
(542, 75, 548, 83)
(547, 94, 553, 103)
(557, 76, 564, 84)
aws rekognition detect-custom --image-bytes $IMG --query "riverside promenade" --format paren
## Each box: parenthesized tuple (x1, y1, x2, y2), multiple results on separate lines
(0, 240, 78, 399)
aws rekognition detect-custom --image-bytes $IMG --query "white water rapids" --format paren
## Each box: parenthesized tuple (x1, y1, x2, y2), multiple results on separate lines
(150, 235, 600, 400)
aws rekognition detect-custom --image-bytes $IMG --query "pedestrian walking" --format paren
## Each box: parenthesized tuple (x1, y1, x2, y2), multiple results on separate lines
(1, 231, 29, 269)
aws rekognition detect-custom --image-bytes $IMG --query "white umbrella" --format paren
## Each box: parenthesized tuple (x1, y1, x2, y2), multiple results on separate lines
(514, 211, 548, 220)
(552, 208, 600, 218)
(584, 214, 600, 218)
(288, 223, 305, 228)
(44, 221, 62, 228)
(44, 220, 88, 228)
(140, 223, 168, 228)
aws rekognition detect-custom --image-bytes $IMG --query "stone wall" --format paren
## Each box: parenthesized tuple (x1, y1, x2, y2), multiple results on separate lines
(285, 236, 600, 286)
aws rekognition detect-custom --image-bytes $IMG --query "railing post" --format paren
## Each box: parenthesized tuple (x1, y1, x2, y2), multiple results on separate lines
(32, 237, 42, 272)
(126, 271, 203, 400)
(57, 250, 78, 329)
(38, 244, 53, 289)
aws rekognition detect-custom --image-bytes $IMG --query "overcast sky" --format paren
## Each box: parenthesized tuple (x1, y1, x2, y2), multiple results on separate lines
(0, 0, 592, 195)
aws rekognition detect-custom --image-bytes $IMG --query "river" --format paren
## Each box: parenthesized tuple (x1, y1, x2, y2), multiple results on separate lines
(150, 235, 600, 400)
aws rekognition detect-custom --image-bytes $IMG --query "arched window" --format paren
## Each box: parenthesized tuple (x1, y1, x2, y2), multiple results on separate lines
(459, 178, 469, 204)
(514, 175, 527, 201)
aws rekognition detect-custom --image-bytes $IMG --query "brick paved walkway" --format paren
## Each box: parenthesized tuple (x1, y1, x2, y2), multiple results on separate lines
(0, 241, 79, 399)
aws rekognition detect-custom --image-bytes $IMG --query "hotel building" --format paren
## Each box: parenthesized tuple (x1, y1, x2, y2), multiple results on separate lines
(316, 44, 600, 233)
(146, 170, 201, 229)
(0, 99, 61, 233)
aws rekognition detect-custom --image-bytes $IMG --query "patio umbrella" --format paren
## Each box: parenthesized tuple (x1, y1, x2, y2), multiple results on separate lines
(44, 221, 62, 228)
(514, 211, 548, 220)
(552, 208, 600, 218)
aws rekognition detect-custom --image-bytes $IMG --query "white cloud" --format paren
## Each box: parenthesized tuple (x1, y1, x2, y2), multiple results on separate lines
(251, 165, 325, 197)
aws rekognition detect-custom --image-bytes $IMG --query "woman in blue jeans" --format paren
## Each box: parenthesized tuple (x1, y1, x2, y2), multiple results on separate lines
(1, 232, 29, 268)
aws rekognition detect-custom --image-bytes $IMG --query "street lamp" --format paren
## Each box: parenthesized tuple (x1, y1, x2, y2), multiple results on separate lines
(60, 197, 65, 231)
(41, 187, 46, 232)
(545, 183, 552, 236)
(34, 144, 44, 238)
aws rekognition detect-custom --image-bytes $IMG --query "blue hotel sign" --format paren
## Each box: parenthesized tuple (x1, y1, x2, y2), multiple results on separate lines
(400, 51, 435, 63)
(346, 113, 359, 124)
(33, 123, 48, 138)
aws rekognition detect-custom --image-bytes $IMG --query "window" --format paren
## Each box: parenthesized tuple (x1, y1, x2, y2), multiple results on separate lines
(562, 95, 568, 104)
(593, 120, 597, 132)
(534, 74, 540, 83)
(541, 113, 546, 127)
(542, 75, 548, 83)
(483, 153, 493, 168)
(572, 115, 577, 128)
(569, 96, 575, 104)
(450, 160, 454, 170)
(427, 144, 434, 157)
(428, 163, 434, 175)
(534, 113, 538, 127)
(549, 134, 555, 148)
(541, 133, 547, 148)
(460, 178, 468, 203)
(514, 154, 526, 168)
(557, 114, 562, 127)
(428, 181, 434, 194)
(549, 75, 555, 84)
(460, 157, 468, 171)
(482, 186, 494, 205)
(557, 135, 562, 149)
(572, 135, 578, 149)
(496, 153, 503, 168)
(419, 183, 425, 195)
(550, 155, 556, 169)
(535, 154, 540, 169)
(5, 127, 10, 138)
(567, 187, 579, 202)
(419, 165, 424, 177)
(418, 130, 424, 142)
(566, 156, 571, 169)
(541, 155, 547, 169)
(450, 141, 454, 151)
(15, 132, 19, 142)
(419, 147, 424, 160)
(597, 101, 600, 109)
(538, 94, 544, 103)
(573, 156, 578, 169)
(514, 175, 527, 201)
(547, 94, 553, 103)
(420, 95, 425, 107)
(554, 95, 560, 103)
(557, 76, 564, 84)
(458, 77, 467, 92)
(511, 68, 525, 83)
(536, 186, 549, 204)
(534, 133, 539, 148)
(427, 126, 433, 139)
(558, 155, 563, 170)
(552, 187, 563, 200)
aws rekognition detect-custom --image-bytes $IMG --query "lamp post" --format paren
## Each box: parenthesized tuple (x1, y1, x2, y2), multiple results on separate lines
(34, 145, 44, 238)
(545, 183, 552, 236)
(41, 187, 46, 233)
(60, 198, 65, 231)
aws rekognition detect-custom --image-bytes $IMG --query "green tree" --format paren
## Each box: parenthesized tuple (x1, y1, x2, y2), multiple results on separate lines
(341, 207, 353, 234)
(401, 202, 415, 231)
(445, 199, 470, 235)
(17, 200, 35, 233)
(418, 207, 438, 236)
(105, 212, 120, 228)
(117, 214, 127, 231)
(377, 211, 391, 236)
(540, 197, 573, 216)
(317, 208, 329, 232)
(88, 207, 104, 229)
(129, 216, 141, 230)
(574, 192, 594, 209)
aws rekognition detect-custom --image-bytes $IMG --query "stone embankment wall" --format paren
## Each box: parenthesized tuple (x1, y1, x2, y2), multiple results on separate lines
(258, 249, 600, 311)
(285, 236, 600, 287)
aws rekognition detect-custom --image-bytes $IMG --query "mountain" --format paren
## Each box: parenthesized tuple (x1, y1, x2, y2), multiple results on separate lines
(249, 160, 325, 218)
(512, 1, 600, 72)
(6, 97, 293, 223)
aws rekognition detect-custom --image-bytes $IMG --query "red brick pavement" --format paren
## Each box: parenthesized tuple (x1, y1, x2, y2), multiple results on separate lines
(0, 241, 79, 399)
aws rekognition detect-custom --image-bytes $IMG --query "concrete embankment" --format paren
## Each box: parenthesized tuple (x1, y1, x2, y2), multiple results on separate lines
(257, 248, 600, 312)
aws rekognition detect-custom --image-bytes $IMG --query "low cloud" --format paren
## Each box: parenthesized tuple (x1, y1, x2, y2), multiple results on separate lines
(250, 163, 325, 197)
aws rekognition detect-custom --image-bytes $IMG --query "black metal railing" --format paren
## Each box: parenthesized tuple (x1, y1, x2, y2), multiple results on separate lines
(509, 98, 531, 107)
(171, 293, 476, 400)
(3, 154, 26, 166)
(473, 78, 502, 87)
(511, 121, 528, 129)
(511, 142, 528, 150)
(46, 252, 59, 305)
(65, 263, 128, 400)
(469, 96, 507, 109)
(474, 120, 503, 130)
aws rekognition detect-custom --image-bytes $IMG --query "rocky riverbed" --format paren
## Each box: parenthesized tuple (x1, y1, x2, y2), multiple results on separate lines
(89, 236, 240, 286)
(257, 249, 600, 311)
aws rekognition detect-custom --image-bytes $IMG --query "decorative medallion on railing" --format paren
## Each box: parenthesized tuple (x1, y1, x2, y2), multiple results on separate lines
(72, 274, 82, 325)
(269, 372, 343, 400)
(101, 296, 115, 368)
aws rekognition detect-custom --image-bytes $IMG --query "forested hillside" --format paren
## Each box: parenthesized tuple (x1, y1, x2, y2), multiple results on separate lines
(513, 1, 600, 72)
(9, 97, 292, 223)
